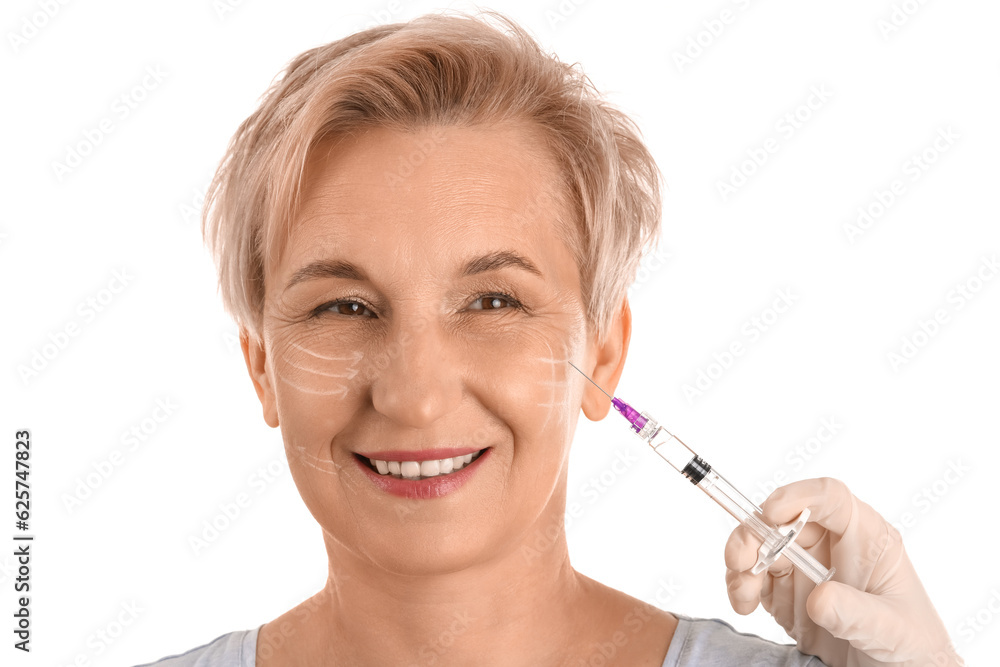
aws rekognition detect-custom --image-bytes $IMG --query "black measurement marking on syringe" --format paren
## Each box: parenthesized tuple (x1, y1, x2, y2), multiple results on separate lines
(681, 456, 712, 485)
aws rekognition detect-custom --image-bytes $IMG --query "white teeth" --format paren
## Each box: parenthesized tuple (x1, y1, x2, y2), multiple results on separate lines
(366, 450, 484, 480)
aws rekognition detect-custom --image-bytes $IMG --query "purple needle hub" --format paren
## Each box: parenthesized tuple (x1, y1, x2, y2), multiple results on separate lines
(612, 398, 647, 433)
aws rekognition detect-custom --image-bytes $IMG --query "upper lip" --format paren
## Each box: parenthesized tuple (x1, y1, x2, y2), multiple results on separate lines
(355, 447, 486, 462)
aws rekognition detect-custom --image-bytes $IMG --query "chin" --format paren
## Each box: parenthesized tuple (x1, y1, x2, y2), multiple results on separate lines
(350, 520, 500, 577)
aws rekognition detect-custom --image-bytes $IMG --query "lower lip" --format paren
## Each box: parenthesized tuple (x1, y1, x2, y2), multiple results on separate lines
(353, 449, 491, 499)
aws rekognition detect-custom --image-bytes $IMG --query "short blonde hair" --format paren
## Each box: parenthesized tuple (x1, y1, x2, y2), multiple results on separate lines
(203, 10, 662, 344)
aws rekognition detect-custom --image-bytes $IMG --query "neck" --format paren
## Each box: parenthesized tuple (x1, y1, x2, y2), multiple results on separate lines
(270, 507, 595, 665)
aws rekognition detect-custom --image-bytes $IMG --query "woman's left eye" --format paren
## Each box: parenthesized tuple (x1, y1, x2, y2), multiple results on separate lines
(468, 293, 521, 311)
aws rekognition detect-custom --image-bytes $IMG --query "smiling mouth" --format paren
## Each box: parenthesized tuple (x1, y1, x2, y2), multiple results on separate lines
(355, 449, 489, 480)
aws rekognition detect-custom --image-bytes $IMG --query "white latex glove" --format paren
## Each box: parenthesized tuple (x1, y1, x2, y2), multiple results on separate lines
(724, 477, 963, 667)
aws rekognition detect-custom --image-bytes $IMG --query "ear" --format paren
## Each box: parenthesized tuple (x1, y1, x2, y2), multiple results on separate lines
(581, 298, 632, 421)
(240, 328, 279, 428)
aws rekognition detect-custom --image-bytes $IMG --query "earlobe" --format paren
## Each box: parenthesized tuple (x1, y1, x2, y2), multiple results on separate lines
(240, 329, 280, 428)
(581, 298, 632, 421)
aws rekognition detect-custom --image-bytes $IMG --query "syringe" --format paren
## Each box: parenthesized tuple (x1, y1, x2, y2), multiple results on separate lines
(569, 363, 835, 586)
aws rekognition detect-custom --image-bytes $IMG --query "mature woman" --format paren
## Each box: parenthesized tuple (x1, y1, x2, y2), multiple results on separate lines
(139, 11, 959, 667)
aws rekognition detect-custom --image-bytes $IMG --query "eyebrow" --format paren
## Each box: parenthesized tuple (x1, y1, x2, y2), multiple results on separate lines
(284, 249, 543, 291)
(462, 250, 543, 278)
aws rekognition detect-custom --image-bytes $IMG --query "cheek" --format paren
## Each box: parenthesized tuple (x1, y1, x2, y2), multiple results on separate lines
(265, 329, 373, 518)
(266, 327, 364, 459)
(478, 321, 588, 444)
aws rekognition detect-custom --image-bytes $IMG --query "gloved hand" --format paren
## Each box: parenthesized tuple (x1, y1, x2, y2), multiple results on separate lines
(724, 477, 963, 667)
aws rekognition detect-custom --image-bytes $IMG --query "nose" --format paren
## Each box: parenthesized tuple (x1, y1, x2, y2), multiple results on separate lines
(369, 314, 463, 429)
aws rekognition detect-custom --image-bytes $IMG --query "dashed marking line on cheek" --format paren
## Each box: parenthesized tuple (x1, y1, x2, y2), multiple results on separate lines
(536, 355, 569, 365)
(290, 444, 337, 473)
(276, 373, 350, 398)
(536, 399, 573, 429)
(281, 354, 359, 379)
(332, 460, 363, 496)
(290, 448, 364, 519)
(273, 342, 363, 397)
(537, 378, 573, 427)
(289, 342, 365, 363)
(535, 340, 574, 431)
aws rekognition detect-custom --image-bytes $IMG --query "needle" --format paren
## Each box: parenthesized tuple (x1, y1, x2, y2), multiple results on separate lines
(567, 361, 613, 400)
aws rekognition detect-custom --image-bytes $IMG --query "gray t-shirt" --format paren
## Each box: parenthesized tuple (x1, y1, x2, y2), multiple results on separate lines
(134, 615, 829, 666)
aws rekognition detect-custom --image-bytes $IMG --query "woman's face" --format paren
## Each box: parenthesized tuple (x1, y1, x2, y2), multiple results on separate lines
(243, 122, 627, 575)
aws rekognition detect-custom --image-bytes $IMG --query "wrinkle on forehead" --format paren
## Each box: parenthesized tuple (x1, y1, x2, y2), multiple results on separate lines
(278, 122, 579, 263)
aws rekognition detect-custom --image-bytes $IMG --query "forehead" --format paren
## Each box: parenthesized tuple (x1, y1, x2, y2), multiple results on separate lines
(278, 123, 579, 281)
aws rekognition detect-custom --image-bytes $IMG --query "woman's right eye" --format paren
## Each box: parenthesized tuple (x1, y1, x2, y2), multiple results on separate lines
(316, 301, 377, 318)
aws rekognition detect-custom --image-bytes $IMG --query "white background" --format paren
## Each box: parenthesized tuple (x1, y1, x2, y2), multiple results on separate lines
(2, 0, 998, 664)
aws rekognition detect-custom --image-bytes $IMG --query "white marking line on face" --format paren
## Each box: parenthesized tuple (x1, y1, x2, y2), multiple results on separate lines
(276, 372, 350, 397)
(332, 459, 364, 497)
(291, 444, 338, 475)
(281, 354, 359, 379)
(290, 342, 364, 363)
(535, 340, 574, 431)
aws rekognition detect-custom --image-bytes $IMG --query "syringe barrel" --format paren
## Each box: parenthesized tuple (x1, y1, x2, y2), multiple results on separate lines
(642, 421, 702, 476)
(641, 418, 834, 585)
(696, 469, 768, 531)
(644, 421, 764, 522)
